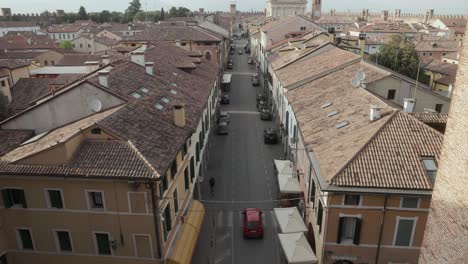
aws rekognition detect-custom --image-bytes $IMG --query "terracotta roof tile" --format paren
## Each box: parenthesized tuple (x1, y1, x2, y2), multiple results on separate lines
(56, 54, 102, 66)
(331, 111, 444, 190)
(9, 78, 53, 113)
(124, 25, 222, 42)
(0, 59, 30, 69)
(0, 130, 34, 156)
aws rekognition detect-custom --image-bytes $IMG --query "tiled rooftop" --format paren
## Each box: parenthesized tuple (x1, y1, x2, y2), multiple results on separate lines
(0, 130, 34, 156)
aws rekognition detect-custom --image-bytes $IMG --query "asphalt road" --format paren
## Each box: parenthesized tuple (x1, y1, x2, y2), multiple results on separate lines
(192, 38, 285, 264)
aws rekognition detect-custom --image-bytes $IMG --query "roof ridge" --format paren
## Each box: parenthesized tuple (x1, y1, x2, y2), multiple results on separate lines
(126, 140, 160, 178)
(329, 110, 398, 185)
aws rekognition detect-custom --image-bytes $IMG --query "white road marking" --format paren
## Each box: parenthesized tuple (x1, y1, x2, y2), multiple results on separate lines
(217, 211, 223, 227)
(214, 249, 231, 264)
(227, 211, 233, 227)
(227, 110, 260, 115)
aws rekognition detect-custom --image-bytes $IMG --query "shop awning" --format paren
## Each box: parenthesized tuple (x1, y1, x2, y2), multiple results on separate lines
(278, 173, 301, 194)
(274, 159, 294, 175)
(167, 200, 205, 264)
(278, 232, 317, 264)
(274, 207, 308, 234)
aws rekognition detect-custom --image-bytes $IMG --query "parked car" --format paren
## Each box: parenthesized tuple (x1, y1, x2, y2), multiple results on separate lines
(230, 50, 235, 55)
(238, 50, 243, 55)
(242, 208, 264, 238)
(220, 94, 230, 104)
(246, 48, 251, 54)
(260, 109, 273, 120)
(248, 58, 253, 64)
(257, 99, 268, 111)
(218, 111, 230, 124)
(264, 129, 279, 144)
(227, 62, 233, 69)
(252, 73, 260, 86)
(256, 93, 266, 103)
(217, 122, 229, 135)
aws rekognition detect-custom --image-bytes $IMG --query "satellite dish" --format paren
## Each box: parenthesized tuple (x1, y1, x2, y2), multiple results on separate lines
(314, 11, 321, 17)
(356, 70, 366, 81)
(351, 78, 360, 88)
(89, 98, 102, 112)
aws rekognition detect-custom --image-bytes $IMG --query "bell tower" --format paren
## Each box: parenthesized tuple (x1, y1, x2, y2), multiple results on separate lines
(312, 0, 322, 20)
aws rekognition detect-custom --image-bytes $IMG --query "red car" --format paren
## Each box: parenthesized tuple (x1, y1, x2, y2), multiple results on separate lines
(242, 208, 264, 238)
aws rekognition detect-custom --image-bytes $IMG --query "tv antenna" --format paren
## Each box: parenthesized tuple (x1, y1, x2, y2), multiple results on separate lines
(351, 69, 366, 88)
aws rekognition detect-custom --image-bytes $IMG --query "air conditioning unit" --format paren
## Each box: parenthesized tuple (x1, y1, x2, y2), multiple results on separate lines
(110, 239, 119, 250)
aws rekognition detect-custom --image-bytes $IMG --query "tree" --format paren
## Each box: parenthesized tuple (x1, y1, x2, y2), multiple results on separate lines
(176, 7, 191, 17)
(98, 10, 111, 23)
(161, 8, 165, 20)
(0, 93, 11, 121)
(124, 0, 141, 22)
(59, 40, 73, 50)
(169, 7, 178, 17)
(77, 6, 88, 20)
(369, 35, 430, 85)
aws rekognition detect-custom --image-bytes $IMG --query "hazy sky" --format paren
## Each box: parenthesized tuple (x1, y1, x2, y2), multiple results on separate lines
(2, 0, 467, 14)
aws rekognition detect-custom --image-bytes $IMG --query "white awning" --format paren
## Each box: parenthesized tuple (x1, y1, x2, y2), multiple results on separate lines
(274, 159, 293, 175)
(274, 207, 308, 234)
(278, 232, 317, 264)
(222, 73, 232, 84)
(278, 173, 301, 194)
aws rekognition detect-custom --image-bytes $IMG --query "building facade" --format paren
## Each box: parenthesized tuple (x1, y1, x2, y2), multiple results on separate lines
(266, 0, 307, 18)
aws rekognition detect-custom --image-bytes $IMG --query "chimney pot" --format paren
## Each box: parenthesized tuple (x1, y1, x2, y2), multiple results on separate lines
(84, 61, 100, 72)
(145, 62, 154, 76)
(403, 98, 416, 113)
(101, 55, 110, 65)
(370, 105, 382, 121)
(173, 104, 186, 128)
(98, 70, 110, 88)
(131, 51, 145, 66)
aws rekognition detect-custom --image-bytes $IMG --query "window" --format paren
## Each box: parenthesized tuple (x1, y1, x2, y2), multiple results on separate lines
(44, 60, 48, 66)
(173, 189, 179, 214)
(422, 157, 437, 182)
(88, 44, 91, 48)
(91, 128, 102, 134)
(337, 217, 361, 244)
(171, 161, 178, 178)
(310, 180, 316, 208)
(87, 191, 104, 210)
(300, 26, 306, 30)
(46, 189, 64, 209)
(205, 51, 211, 61)
(422, 52, 426, 56)
(17, 229, 34, 250)
(163, 204, 172, 240)
(344, 194, 360, 206)
(190, 157, 195, 182)
(435, 104, 443, 113)
(429, 52, 433, 56)
(182, 143, 188, 157)
(394, 217, 417, 247)
(387, 89, 396, 100)
(55, 230, 72, 252)
(80, 43, 83, 48)
(160, 176, 168, 196)
(95, 232, 112, 255)
(72, 44, 75, 48)
(51, 60, 55, 65)
(2, 188, 27, 208)
(401, 197, 419, 208)
(317, 201, 323, 233)
(196, 142, 200, 163)
(184, 167, 189, 191)
(0, 80, 5, 87)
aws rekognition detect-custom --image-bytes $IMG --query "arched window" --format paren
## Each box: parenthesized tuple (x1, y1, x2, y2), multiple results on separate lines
(205, 51, 211, 61)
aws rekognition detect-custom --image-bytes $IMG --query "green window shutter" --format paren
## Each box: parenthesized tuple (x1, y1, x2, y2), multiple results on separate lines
(19, 229, 34, 250)
(57, 231, 72, 251)
(184, 167, 189, 190)
(19, 190, 27, 208)
(2, 189, 13, 208)
(337, 217, 344, 244)
(353, 218, 362, 245)
(48, 190, 63, 208)
(96, 233, 111, 255)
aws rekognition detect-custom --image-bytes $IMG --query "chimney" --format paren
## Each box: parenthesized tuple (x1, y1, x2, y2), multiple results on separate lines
(403, 98, 416, 113)
(145, 62, 154, 76)
(175, 40, 181, 47)
(131, 51, 145, 66)
(359, 33, 366, 57)
(84, 61, 100, 72)
(173, 104, 186, 128)
(328, 27, 335, 43)
(382, 10, 389, 21)
(370, 105, 382, 121)
(101, 54, 110, 65)
(0, 77, 12, 103)
(98, 70, 110, 88)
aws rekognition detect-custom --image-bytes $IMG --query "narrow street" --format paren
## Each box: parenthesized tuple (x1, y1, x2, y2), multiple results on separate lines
(192, 38, 284, 264)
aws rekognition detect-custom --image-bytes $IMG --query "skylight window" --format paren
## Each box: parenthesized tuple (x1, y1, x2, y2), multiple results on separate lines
(161, 97, 170, 103)
(328, 110, 339, 117)
(172, 72, 178, 76)
(335, 121, 349, 129)
(171, 83, 178, 87)
(154, 103, 164, 110)
(422, 157, 437, 182)
(170, 89, 178, 95)
(139, 87, 149, 94)
(321, 102, 333, 109)
(21, 131, 49, 145)
(131, 92, 142, 99)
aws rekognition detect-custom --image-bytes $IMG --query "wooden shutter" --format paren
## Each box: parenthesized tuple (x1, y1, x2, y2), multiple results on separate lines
(19, 190, 27, 208)
(353, 218, 362, 245)
(2, 189, 13, 208)
(337, 217, 344, 244)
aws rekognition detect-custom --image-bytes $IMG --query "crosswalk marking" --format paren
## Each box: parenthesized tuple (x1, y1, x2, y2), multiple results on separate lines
(227, 110, 260, 115)
(225, 71, 256, 76)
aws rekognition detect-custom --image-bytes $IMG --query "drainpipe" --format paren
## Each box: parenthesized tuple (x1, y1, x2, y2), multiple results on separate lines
(375, 194, 388, 264)
(147, 181, 163, 260)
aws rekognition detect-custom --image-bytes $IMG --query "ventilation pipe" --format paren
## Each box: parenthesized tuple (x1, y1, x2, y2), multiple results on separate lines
(173, 104, 186, 128)
(403, 98, 416, 113)
(370, 105, 382, 121)
(101, 55, 110, 65)
(131, 51, 145, 66)
(145, 62, 154, 76)
(98, 70, 110, 88)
